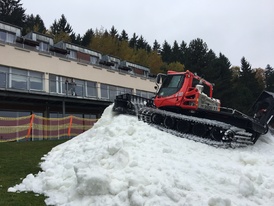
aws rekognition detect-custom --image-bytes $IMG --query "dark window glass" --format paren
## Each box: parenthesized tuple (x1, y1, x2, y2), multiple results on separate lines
(11, 69, 27, 90)
(49, 74, 57, 93)
(87, 81, 97, 97)
(109, 86, 117, 101)
(75, 79, 84, 97)
(157, 75, 185, 97)
(0, 31, 6, 42)
(0, 72, 6, 88)
(0, 65, 8, 88)
(29, 71, 43, 90)
(101, 84, 108, 99)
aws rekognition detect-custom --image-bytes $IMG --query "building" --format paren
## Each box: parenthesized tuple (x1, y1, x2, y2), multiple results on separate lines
(0, 21, 156, 119)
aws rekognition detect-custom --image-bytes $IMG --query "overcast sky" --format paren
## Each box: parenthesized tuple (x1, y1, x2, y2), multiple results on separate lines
(21, 0, 274, 69)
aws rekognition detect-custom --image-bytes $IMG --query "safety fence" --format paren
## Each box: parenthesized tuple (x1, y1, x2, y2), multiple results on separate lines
(0, 115, 98, 142)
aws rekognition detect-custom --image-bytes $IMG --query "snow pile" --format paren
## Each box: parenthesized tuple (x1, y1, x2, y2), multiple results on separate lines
(8, 105, 274, 206)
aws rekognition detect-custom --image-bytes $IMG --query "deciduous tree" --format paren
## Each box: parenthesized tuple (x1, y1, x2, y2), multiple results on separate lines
(147, 51, 164, 74)
(166, 61, 185, 72)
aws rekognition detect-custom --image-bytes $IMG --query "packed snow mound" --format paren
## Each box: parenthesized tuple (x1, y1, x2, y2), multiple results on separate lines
(8, 105, 274, 206)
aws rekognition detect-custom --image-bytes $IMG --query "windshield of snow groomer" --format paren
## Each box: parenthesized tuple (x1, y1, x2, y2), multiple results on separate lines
(157, 74, 185, 97)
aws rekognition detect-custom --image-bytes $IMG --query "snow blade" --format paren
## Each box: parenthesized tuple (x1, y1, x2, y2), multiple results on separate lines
(113, 93, 154, 115)
(252, 90, 274, 128)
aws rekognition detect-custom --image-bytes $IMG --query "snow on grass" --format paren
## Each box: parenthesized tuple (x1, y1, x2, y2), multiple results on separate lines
(8, 105, 274, 206)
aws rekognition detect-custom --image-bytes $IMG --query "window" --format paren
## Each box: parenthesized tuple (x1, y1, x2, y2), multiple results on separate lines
(136, 90, 141, 97)
(0, 72, 6, 88)
(111, 62, 119, 70)
(75, 79, 84, 97)
(90, 56, 98, 64)
(11, 68, 27, 90)
(0, 31, 15, 43)
(0, 30, 6, 42)
(38, 42, 49, 52)
(100, 84, 109, 99)
(67, 50, 77, 60)
(87, 81, 97, 97)
(0, 67, 44, 91)
(63, 78, 81, 96)
(59, 77, 66, 94)
(157, 75, 185, 97)
(109, 85, 117, 101)
(84, 114, 97, 119)
(117, 87, 124, 95)
(49, 76, 91, 97)
(29, 71, 43, 90)
(136, 90, 154, 98)
(0, 110, 30, 118)
(0, 66, 8, 88)
(49, 74, 57, 93)
(49, 112, 63, 118)
(148, 92, 155, 98)
(126, 88, 133, 94)
(6, 33, 15, 43)
(49, 74, 64, 94)
(100, 84, 132, 101)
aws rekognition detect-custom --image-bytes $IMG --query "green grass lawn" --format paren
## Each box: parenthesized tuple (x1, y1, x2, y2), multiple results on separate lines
(0, 139, 68, 206)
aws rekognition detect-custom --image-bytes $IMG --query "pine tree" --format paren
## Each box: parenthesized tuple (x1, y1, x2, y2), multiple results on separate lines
(240, 57, 252, 80)
(186, 38, 209, 74)
(207, 53, 233, 107)
(161, 40, 172, 63)
(232, 57, 262, 114)
(81, 28, 94, 47)
(152, 40, 160, 53)
(119, 30, 128, 41)
(70, 32, 82, 45)
(265, 64, 274, 92)
(0, 0, 26, 27)
(50, 14, 73, 43)
(50, 14, 73, 35)
(109, 26, 118, 38)
(129, 33, 138, 49)
(23, 14, 46, 35)
(171, 40, 181, 63)
(179, 40, 187, 64)
(240, 57, 262, 96)
(136, 35, 146, 50)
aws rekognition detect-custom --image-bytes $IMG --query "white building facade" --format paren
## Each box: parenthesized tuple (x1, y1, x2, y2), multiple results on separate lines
(0, 21, 156, 119)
